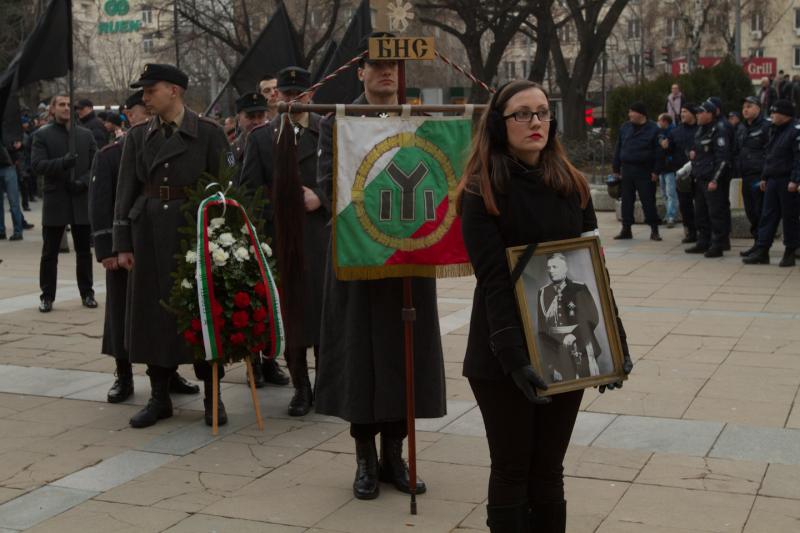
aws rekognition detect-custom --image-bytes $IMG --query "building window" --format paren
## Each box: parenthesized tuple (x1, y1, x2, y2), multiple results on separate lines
(504, 61, 516, 79)
(750, 13, 763, 33)
(143, 35, 154, 54)
(627, 54, 640, 74)
(557, 24, 572, 43)
(794, 47, 800, 69)
(142, 5, 153, 25)
(749, 47, 764, 58)
(594, 55, 607, 75)
(666, 18, 679, 39)
(795, 8, 800, 31)
(627, 18, 641, 39)
(522, 61, 529, 78)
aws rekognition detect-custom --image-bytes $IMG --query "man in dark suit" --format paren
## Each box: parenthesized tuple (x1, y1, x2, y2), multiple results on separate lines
(238, 67, 326, 415)
(31, 94, 98, 313)
(537, 253, 601, 383)
(113, 64, 232, 429)
(90, 90, 199, 404)
(76, 98, 109, 149)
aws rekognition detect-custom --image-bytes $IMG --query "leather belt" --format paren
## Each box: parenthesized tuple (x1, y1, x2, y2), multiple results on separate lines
(143, 184, 188, 201)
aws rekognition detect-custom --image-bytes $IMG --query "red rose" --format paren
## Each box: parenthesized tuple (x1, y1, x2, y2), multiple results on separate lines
(183, 329, 200, 345)
(252, 322, 266, 336)
(191, 318, 202, 331)
(230, 332, 246, 345)
(252, 306, 268, 323)
(254, 282, 267, 299)
(233, 291, 251, 309)
(211, 301, 223, 317)
(231, 310, 250, 329)
(250, 342, 265, 353)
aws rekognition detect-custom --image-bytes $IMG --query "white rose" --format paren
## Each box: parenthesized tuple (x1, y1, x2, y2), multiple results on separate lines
(233, 247, 250, 262)
(212, 249, 229, 267)
(208, 241, 220, 253)
(261, 242, 273, 257)
(185, 250, 197, 264)
(218, 232, 236, 248)
(241, 224, 249, 236)
(181, 278, 193, 289)
(210, 217, 225, 229)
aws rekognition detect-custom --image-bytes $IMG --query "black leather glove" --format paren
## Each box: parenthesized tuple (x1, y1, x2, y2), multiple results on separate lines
(599, 351, 633, 393)
(510, 365, 551, 405)
(62, 153, 77, 169)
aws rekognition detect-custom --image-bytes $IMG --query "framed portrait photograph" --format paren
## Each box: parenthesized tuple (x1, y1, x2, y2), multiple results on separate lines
(506, 236, 627, 396)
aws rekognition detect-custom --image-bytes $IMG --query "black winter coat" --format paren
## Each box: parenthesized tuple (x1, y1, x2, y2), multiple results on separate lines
(80, 112, 109, 149)
(762, 120, 800, 182)
(613, 120, 659, 175)
(460, 159, 630, 380)
(31, 122, 97, 226)
(734, 116, 770, 177)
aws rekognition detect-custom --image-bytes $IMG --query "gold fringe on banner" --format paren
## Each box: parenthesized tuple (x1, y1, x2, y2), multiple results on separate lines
(335, 262, 474, 281)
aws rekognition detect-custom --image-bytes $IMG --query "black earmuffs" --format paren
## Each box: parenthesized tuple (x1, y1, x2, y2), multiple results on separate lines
(486, 82, 558, 148)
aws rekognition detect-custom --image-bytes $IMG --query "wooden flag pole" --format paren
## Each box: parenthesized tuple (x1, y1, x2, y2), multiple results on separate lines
(276, 102, 485, 115)
(212, 362, 219, 436)
(245, 357, 265, 430)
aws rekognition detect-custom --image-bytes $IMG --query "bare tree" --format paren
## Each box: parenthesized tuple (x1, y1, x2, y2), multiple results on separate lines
(712, 0, 789, 58)
(417, 0, 541, 102)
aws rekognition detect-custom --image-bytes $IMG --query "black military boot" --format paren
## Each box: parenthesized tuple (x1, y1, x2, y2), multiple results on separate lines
(203, 380, 228, 426)
(681, 228, 697, 244)
(613, 226, 632, 240)
(378, 435, 426, 494)
(486, 503, 530, 533)
(704, 246, 723, 258)
(353, 438, 379, 500)
(130, 371, 172, 428)
(262, 358, 290, 386)
(742, 247, 770, 264)
(107, 359, 134, 404)
(650, 226, 662, 241)
(685, 243, 709, 254)
(169, 371, 200, 394)
(779, 247, 796, 267)
(288, 377, 313, 417)
(740, 245, 757, 257)
(530, 501, 567, 533)
(722, 238, 731, 251)
(250, 359, 266, 388)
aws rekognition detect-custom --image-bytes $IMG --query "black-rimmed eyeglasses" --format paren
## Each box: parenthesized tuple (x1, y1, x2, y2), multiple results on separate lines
(503, 109, 552, 123)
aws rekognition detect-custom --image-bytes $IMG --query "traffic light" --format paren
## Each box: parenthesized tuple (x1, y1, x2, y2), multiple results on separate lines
(661, 45, 671, 64)
(584, 108, 594, 127)
(644, 48, 654, 69)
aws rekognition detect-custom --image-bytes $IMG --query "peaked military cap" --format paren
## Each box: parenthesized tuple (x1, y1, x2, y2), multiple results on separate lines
(123, 90, 145, 110)
(277, 67, 311, 92)
(130, 63, 188, 90)
(235, 92, 268, 114)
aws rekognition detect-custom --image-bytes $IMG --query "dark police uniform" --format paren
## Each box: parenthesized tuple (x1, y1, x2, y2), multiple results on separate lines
(536, 278, 601, 383)
(750, 117, 800, 259)
(735, 114, 771, 237)
(688, 116, 730, 253)
(666, 120, 698, 238)
(612, 119, 660, 231)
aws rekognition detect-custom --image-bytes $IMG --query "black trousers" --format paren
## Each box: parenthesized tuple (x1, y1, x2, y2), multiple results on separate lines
(146, 362, 225, 382)
(286, 345, 319, 388)
(470, 377, 582, 507)
(693, 179, 729, 248)
(620, 170, 659, 228)
(40, 224, 93, 302)
(678, 188, 696, 233)
(350, 419, 408, 441)
(742, 175, 765, 238)
(755, 177, 800, 249)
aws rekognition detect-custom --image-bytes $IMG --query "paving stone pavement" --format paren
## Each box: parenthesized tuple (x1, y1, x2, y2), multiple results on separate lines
(0, 205, 798, 531)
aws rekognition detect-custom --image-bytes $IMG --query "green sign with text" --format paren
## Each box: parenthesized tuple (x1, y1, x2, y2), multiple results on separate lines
(98, 0, 141, 34)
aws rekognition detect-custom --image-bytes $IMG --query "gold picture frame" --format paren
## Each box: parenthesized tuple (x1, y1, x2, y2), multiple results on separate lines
(506, 236, 627, 396)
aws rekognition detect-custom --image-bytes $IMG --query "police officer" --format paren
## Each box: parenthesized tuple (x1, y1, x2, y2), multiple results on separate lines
(735, 96, 771, 253)
(231, 92, 267, 165)
(664, 102, 699, 242)
(612, 102, 662, 241)
(113, 64, 232, 428)
(237, 66, 326, 415)
(685, 101, 731, 257)
(709, 97, 734, 249)
(537, 253, 601, 383)
(90, 91, 199, 404)
(742, 99, 800, 267)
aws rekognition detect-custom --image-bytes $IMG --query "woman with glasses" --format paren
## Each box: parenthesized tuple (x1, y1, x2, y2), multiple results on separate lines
(457, 80, 632, 532)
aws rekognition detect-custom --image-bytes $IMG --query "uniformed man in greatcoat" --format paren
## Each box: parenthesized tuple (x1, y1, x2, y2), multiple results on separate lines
(314, 34, 446, 501)
(237, 66, 327, 416)
(113, 64, 233, 428)
(89, 90, 200, 404)
(231, 92, 267, 166)
(536, 253, 601, 383)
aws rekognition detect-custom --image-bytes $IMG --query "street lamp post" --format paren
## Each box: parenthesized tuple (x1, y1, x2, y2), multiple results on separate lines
(174, 1, 180, 69)
(734, 0, 742, 65)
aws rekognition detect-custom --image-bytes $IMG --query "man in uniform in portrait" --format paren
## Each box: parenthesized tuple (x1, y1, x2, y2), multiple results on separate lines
(536, 253, 601, 383)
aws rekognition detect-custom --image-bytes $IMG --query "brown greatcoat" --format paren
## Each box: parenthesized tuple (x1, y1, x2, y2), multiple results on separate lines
(112, 107, 231, 366)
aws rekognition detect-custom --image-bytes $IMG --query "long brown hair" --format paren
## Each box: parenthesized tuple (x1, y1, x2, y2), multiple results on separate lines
(456, 80, 589, 215)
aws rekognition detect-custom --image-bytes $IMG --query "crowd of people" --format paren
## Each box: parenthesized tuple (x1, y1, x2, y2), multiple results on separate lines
(614, 80, 800, 267)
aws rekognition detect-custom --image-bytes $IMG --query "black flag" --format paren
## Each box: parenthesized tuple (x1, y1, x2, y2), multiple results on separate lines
(1, 0, 72, 142)
(312, 0, 372, 104)
(312, 40, 338, 84)
(206, 1, 302, 114)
